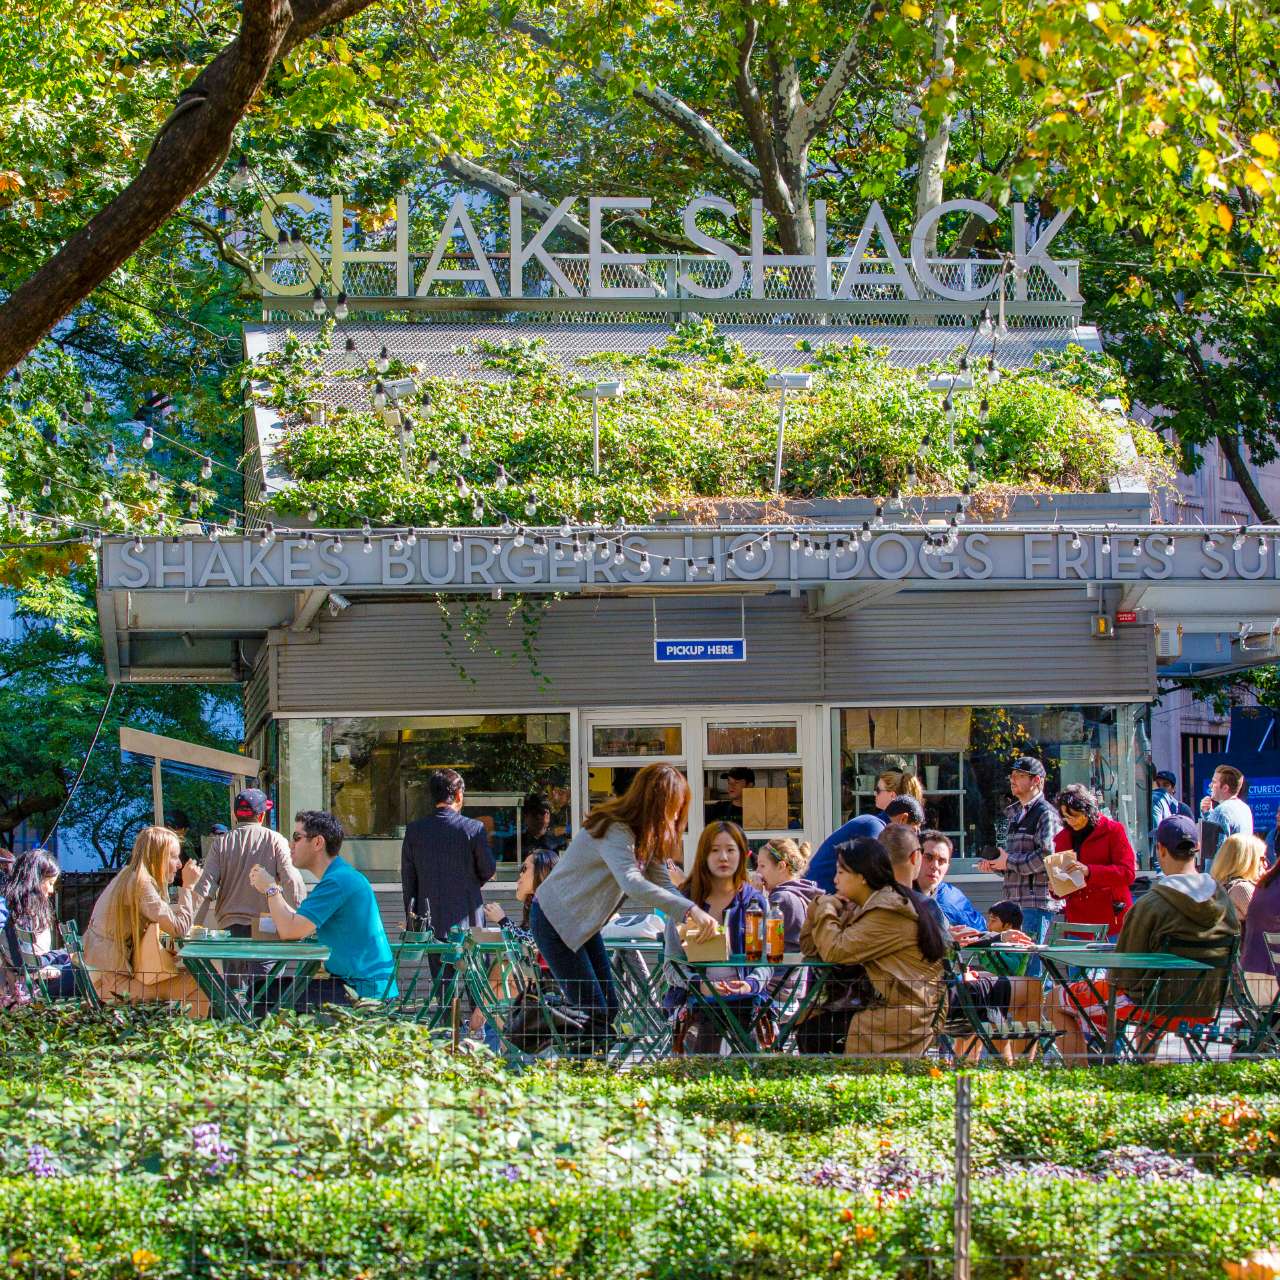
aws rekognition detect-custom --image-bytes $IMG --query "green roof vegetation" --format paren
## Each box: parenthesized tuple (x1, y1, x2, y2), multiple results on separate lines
(253, 322, 1175, 528)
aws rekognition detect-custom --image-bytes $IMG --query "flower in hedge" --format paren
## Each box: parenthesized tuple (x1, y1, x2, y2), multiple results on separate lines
(190, 1122, 235, 1175)
(499, 1163, 520, 1182)
(26, 1143, 60, 1178)
(131, 1248, 160, 1272)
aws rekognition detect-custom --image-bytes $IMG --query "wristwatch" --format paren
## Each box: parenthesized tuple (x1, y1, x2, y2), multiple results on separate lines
(265, 884, 281, 898)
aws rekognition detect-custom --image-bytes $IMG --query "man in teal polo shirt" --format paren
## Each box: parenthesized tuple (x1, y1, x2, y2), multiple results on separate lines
(249, 809, 397, 1003)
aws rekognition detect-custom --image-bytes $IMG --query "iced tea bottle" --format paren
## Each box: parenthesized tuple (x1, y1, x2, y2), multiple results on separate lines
(744, 901, 764, 962)
(765, 903, 785, 962)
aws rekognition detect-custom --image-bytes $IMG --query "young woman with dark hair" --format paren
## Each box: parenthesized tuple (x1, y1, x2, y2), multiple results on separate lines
(6, 849, 76, 999)
(800, 836, 946, 1057)
(664, 822, 772, 1053)
(531, 763, 717, 1045)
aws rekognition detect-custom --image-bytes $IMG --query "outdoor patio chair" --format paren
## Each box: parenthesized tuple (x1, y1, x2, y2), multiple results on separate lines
(938, 954, 1059, 1063)
(1141, 935, 1238, 1062)
(1181, 932, 1280, 1059)
(375, 930, 466, 1027)
(1045, 920, 1110, 947)
(58, 919, 102, 1010)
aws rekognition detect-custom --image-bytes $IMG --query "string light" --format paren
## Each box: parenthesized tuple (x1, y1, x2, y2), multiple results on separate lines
(377, 346, 390, 374)
(141, 427, 154, 451)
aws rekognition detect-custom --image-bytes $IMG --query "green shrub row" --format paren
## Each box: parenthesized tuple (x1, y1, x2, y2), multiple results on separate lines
(1, 1172, 1275, 1280)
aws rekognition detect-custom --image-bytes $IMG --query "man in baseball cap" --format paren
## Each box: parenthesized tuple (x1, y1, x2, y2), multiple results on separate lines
(1047, 811, 1239, 1060)
(705, 766, 756, 827)
(193, 787, 305, 939)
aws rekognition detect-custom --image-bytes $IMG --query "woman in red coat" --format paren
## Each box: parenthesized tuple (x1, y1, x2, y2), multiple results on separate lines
(1052, 784, 1136, 936)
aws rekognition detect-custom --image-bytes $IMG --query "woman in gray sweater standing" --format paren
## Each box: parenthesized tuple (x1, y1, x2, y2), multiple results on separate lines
(531, 763, 717, 1045)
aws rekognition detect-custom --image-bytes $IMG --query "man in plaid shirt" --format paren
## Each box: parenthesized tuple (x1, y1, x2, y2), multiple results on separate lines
(978, 756, 1063, 975)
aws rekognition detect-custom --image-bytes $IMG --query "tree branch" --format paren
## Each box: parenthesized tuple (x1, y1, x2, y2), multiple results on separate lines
(0, 0, 380, 374)
(180, 213, 260, 278)
(506, 14, 763, 193)
(799, 1, 879, 149)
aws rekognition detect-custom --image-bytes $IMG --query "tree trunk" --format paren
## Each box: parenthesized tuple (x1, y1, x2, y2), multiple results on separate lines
(1217, 429, 1276, 523)
(0, 0, 378, 375)
(913, 3, 954, 257)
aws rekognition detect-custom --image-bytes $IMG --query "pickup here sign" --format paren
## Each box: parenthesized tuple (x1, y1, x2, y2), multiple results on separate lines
(654, 638, 746, 663)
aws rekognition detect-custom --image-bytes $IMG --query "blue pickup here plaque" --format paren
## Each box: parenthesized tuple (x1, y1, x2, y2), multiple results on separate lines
(654, 638, 746, 663)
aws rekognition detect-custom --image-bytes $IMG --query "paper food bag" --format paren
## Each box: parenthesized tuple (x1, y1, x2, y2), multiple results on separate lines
(1045, 850, 1087, 897)
(678, 922, 730, 963)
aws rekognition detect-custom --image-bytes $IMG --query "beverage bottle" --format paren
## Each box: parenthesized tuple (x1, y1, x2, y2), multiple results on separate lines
(765, 903, 786, 962)
(744, 901, 764, 962)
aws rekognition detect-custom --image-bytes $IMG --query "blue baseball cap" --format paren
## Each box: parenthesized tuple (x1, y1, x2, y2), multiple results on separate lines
(1155, 814, 1199, 855)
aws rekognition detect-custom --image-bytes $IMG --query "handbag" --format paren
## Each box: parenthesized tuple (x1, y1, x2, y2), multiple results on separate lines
(808, 964, 879, 1016)
(136, 922, 181, 986)
(503, 977, 590, 1053)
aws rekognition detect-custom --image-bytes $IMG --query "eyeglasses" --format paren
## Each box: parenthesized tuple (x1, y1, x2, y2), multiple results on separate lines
(290, 832, 307, 843)
(873, 783, 892, 795)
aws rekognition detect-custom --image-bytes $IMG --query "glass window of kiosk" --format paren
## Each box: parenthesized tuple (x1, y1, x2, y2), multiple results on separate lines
(323, 713, 572, 860)
(703, 719, 804, 844)
(836, 704, 1149, 861)
(586, 722, 686, 813)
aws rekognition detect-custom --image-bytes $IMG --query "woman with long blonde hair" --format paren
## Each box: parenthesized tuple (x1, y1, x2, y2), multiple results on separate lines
(531, 763, 717, 1046)
(83, 825, 208, 1014)
(1210, 833, 1267, 922)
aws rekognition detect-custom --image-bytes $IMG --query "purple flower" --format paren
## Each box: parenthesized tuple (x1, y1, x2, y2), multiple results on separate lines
(190, 1122, 236, 1175)
(26, 1144, 59, 1178)
(499, 1164, 520, 1182)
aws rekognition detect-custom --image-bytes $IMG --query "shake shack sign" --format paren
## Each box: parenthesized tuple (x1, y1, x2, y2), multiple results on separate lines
(104, 531, 1275, 592)
(255, 191, 1079, 305)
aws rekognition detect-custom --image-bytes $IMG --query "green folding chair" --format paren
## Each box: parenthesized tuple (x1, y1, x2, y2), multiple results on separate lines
(59, 919, 102, 1009)
(1045, 920, 1110, 947)
(14, 925, 59, 1003)
(374, 930, 466, 1026)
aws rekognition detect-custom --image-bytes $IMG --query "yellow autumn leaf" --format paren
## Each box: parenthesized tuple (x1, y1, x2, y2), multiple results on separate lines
(1016, 56, 1036, 79)
(1252, 132, 1279, 160)
(1160, 145, 1180, 172)
(131, 1249, 160, 1272)
(1197, 148, 1217, 172)
(1047, 111, 1070, 125)
(901, 0, 922, 18)
(1039, 27, 1062, 52)
(1216, 204, 1233, 233)
(1243, 164, 1270, 196)
(0, 171, 24, 194)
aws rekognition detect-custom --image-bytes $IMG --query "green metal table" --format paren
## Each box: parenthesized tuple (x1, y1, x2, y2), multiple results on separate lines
(1038, 945, 1211, 1063)
(678, 955, 836, 1054)
(176, 938, 330, 1025)
(605, 938, 671, 1062)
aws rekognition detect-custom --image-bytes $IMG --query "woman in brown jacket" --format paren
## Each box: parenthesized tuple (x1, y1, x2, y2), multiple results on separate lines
(84, 825, 208, 1014)
(801, 836, 947, 1057)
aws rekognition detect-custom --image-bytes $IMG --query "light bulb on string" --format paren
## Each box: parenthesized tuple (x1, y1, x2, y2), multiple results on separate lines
(860, 521, 872, 542)
(659, 557, 672, 576)
(406, 528, 418, 547)
(307, 506, 319, 522)
(261, 522, 276, 547)
(376, 346, 390, 374)
(1163, 537, 1175, 557)
(303, 531, 315, 549)
(533, 535, 547, 556)
(40, 479, 51, 497)
(472, 502, 484, 522)
(495, 465, 508, 491)
(200, 457, 213, 481)
(459, 433, 472, 459)
(918, 435, 931, 460)
(1202, 534, 1215, 554)
(334, 292, 349, 321)
(1260, 536, 1270, 556)
(373, 382, 387, 409)
(450, 534, 462, 553)
(229, 155, 251, 191)
(82, 391, 93, 416)
(392, 531, 404, 552)
(188, 496, 199, 515)
(362, 534, 373, 554)
(456, 476, 470, 500)
(524, 497, 537, 518)
(560, 523, 572, 539)
(978, 307, 994, 339)
(514, 529, 526, 547)
(499, 515, 512, 534)
(311, 287, 326, 318)
(361, 518, 372, 538)
(612, 547, 625, 566)
(572, 540, 585, 562)
(344, 336, 356, 354)
(1232, 530, 1246, 551)
(490, 536, 501, 556)
(941, 396, 953, 418)
(978, 398, 989, 424)
(142, 427, 154, 451)
(1131, 536, 1142, 557)
(105, 443, 118, 469)
(426, 452, 439, 475)
(147, 470, 160, 492)
(1100, 533, 1112, 556)
(132, 535, 144, 554)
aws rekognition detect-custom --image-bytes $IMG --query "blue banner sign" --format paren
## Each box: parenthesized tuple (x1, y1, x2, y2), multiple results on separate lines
(654, 638, 746, 663)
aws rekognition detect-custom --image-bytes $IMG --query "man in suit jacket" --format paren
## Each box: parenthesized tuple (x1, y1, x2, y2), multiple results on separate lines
(400, 769, 495, 937)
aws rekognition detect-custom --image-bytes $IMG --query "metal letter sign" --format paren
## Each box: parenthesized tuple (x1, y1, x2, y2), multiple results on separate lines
(654, 638, 746, 663)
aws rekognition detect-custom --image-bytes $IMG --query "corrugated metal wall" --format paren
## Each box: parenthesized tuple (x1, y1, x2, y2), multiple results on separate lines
(243, 649, 272, 740)
(264, 589, 1153, 714)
